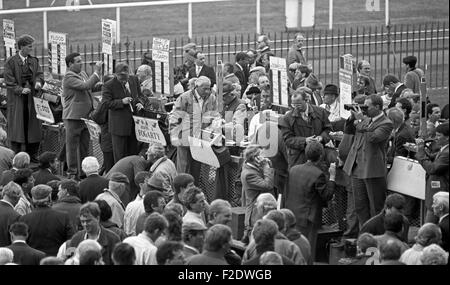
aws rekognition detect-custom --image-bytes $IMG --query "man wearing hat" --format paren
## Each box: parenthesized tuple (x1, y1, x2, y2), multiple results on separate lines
(305, 74, 323, 106)
(287, 33, 308, 66)
(279, 87, 332, 168)
(96, 172, 129, 229)
(102, 62, 143, 164)
(320, 84, 345, 131)
(403, 55, 424, 94)
(221, 80, 247, 124)
(19, 185, 75, 256)
(4, 34, 44, 163)
(182, 221, 207, 258)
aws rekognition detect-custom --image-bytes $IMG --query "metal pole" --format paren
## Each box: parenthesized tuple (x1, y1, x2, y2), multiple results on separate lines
(329, 0, 333, 30)
(188, 2, 192, 39)
(0, 1, 3, 10)
(116, 7, 121, 43)
(43, 11, 48, 48)
(385, 0, 389, 26)
(256, 0, 261, 34)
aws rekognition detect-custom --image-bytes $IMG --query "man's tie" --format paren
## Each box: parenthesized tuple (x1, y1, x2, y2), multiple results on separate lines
(325, 104, 331, 112)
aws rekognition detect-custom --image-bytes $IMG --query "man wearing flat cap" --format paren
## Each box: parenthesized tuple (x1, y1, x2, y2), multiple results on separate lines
(96, 172, 129, 229)
(305, 74, 324, 106)
(403, 55, 424, 94)
(102, 62, 143, 163)
(19, 185, 75, 256)
(221, 80, 247, 124)
(320, 84, 345, 131)
(4, 34, 44, 163)
(182, 221, 207, 258)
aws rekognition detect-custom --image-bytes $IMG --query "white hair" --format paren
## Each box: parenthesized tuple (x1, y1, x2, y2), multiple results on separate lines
(195, 76, 211, 88)
(420, 244, 449, 265)
(0, 248, 14, 265)
(433, 192, 449, 213)
(137, 64, 152, 76)
(76, 240, 102, 258)
(0, 127, 7, 144)
(82, 156, 100, 174)
(12, 152, 30, 169)
(256, 193, 276, 208)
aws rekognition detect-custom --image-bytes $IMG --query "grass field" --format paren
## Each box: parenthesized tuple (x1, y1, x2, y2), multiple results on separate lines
(1, 0, 448, 44)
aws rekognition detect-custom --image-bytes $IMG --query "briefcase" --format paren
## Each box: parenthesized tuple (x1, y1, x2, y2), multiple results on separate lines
(387, 156, 426, 200)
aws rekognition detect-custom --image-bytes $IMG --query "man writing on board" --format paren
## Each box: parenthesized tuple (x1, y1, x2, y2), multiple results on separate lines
(62, 53, 102, 179)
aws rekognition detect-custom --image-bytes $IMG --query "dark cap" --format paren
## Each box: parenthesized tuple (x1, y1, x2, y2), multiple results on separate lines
(402, 55, 417, 66)
(31, 185, 52, 201)
(305, 74, 322, 90)
(222, 80, 235, 95)
(109, 172, 129, 184)
(323, 84, 339, 97)
(247, 86, 262, 95)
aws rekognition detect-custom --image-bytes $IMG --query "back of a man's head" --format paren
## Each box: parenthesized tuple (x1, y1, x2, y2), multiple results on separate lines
(383, 212, 404, 233)
(264, 210, 286, 232)
(173, 173, 195, 196)
(279, 208, 296, 229)
(204, 224, 232, 253)
(256, 193, 277, 216)
(59, 179, 79, 197)
(305, 141, 323, 162)
(357, 233, 378, 254)
(260, 251, 283, 265)
(416, 223, 442, 247)
(379, 239, 402, 262)
(385, 193, 405, 212)
(12, 152, 30, 169)
(38, 152, 57, 169)
(144, 212, 168, 234)
(0, 248, 14, 265)
(76, 239, 102, 261)
(112, 243, 136, 265)
(252, 219, 278, 254)
(81, 156, 100, 175)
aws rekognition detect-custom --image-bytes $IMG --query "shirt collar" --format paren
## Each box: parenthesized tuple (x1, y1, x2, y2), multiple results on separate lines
(236, 63, 243, 71)
(19, 53, 27, 62)
(84, 227, 102, 241)
(1, 199, 15, 209)
(12, 240, 27, 244)
(440, 213, 449, 224)
(184, 244, 200, 254)
(440, 144, 449, 153)
(394, 83, 403, 93)
(371, 111, 384, 123)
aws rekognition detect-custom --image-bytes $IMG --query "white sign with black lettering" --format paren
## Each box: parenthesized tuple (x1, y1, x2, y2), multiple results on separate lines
(270, 56, 288, 105)
(152, 37, 172, 95)
(3, 19, 16, 57)
(48, 31, 67, 75)
(339, 54, 353, 119)
(133, 116, 167, 146)
(33, 97, 55, 124)
(101, 19, 113, 55)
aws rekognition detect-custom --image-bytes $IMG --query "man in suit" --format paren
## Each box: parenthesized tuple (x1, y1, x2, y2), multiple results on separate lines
(305, 74, 324, 106)
(382, 74, 407, 109)
(62, 53, 102, 179)
(3, 35, 44, 162)
(343, 94, 394, 227)
(102, 62, 143, 163)
(234, 52, 249, 96)
(0, 182, 21, 246)
(286, 141, 336, 261)
(287, 33, 307, 66)
(279, 87, 332, 169)
(403, 55, 424, 94)
(19, 185, 75, 256)
(79, 156, 109, 204)
(32, 151, 60, 185)
(188, 52, 216, 87)
(416, 122, 449, 223)
(255, 35, 274, 70)
(7, 222, 45, 265)
(431, 192, 449, 252)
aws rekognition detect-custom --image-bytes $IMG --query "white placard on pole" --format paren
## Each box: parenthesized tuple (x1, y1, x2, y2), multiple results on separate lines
(152, 37, 173, 96)
(301, 0, 315, 28)
(339, 54, 353, 119)
(33, 97, 55, 124)
(270, 56, 288, 106)
(102, 19, 113, 55)
(366, 0, 380, 11)
(3, 19, 16, 57)
(133, 116, 167, 146)
(285, 0, 299, 29)
(48, 31, 67, 75)
(82, 119, 101, 140)
(188, 136, 220, 168)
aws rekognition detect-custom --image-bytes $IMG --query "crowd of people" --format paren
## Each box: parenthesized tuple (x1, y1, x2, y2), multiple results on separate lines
(0, 32, 448, 266)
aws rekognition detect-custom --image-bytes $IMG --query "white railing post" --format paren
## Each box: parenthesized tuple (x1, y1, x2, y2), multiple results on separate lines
(188, 2, 192, 39)
(385, 0, 390, 26)
(43, 11, 48, 48)
(329, 0, 333, 30)
(256, 0, 260, 34)
(26, 0, 30, 7)
(116, 7, 121, 43)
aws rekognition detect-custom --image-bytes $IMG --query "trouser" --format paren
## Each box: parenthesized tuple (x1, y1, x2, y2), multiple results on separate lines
(111, 133, 138, 163)
(215, 162, 231, 200)
(343, 186, 359, 238)
(10, 142, 40, 161)
(298, 222, 319, 263)
(352, 176, 387, 228)
(176, 146, 201, 185)
(100, 151, 114, 176)
(64, 119, 90, 176)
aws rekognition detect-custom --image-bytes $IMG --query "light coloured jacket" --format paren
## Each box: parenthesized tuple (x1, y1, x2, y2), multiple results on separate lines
(62, 70, 99, 120)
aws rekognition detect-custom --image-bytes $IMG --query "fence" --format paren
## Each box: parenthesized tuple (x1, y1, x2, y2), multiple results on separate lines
(1, 21, 449, 91)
